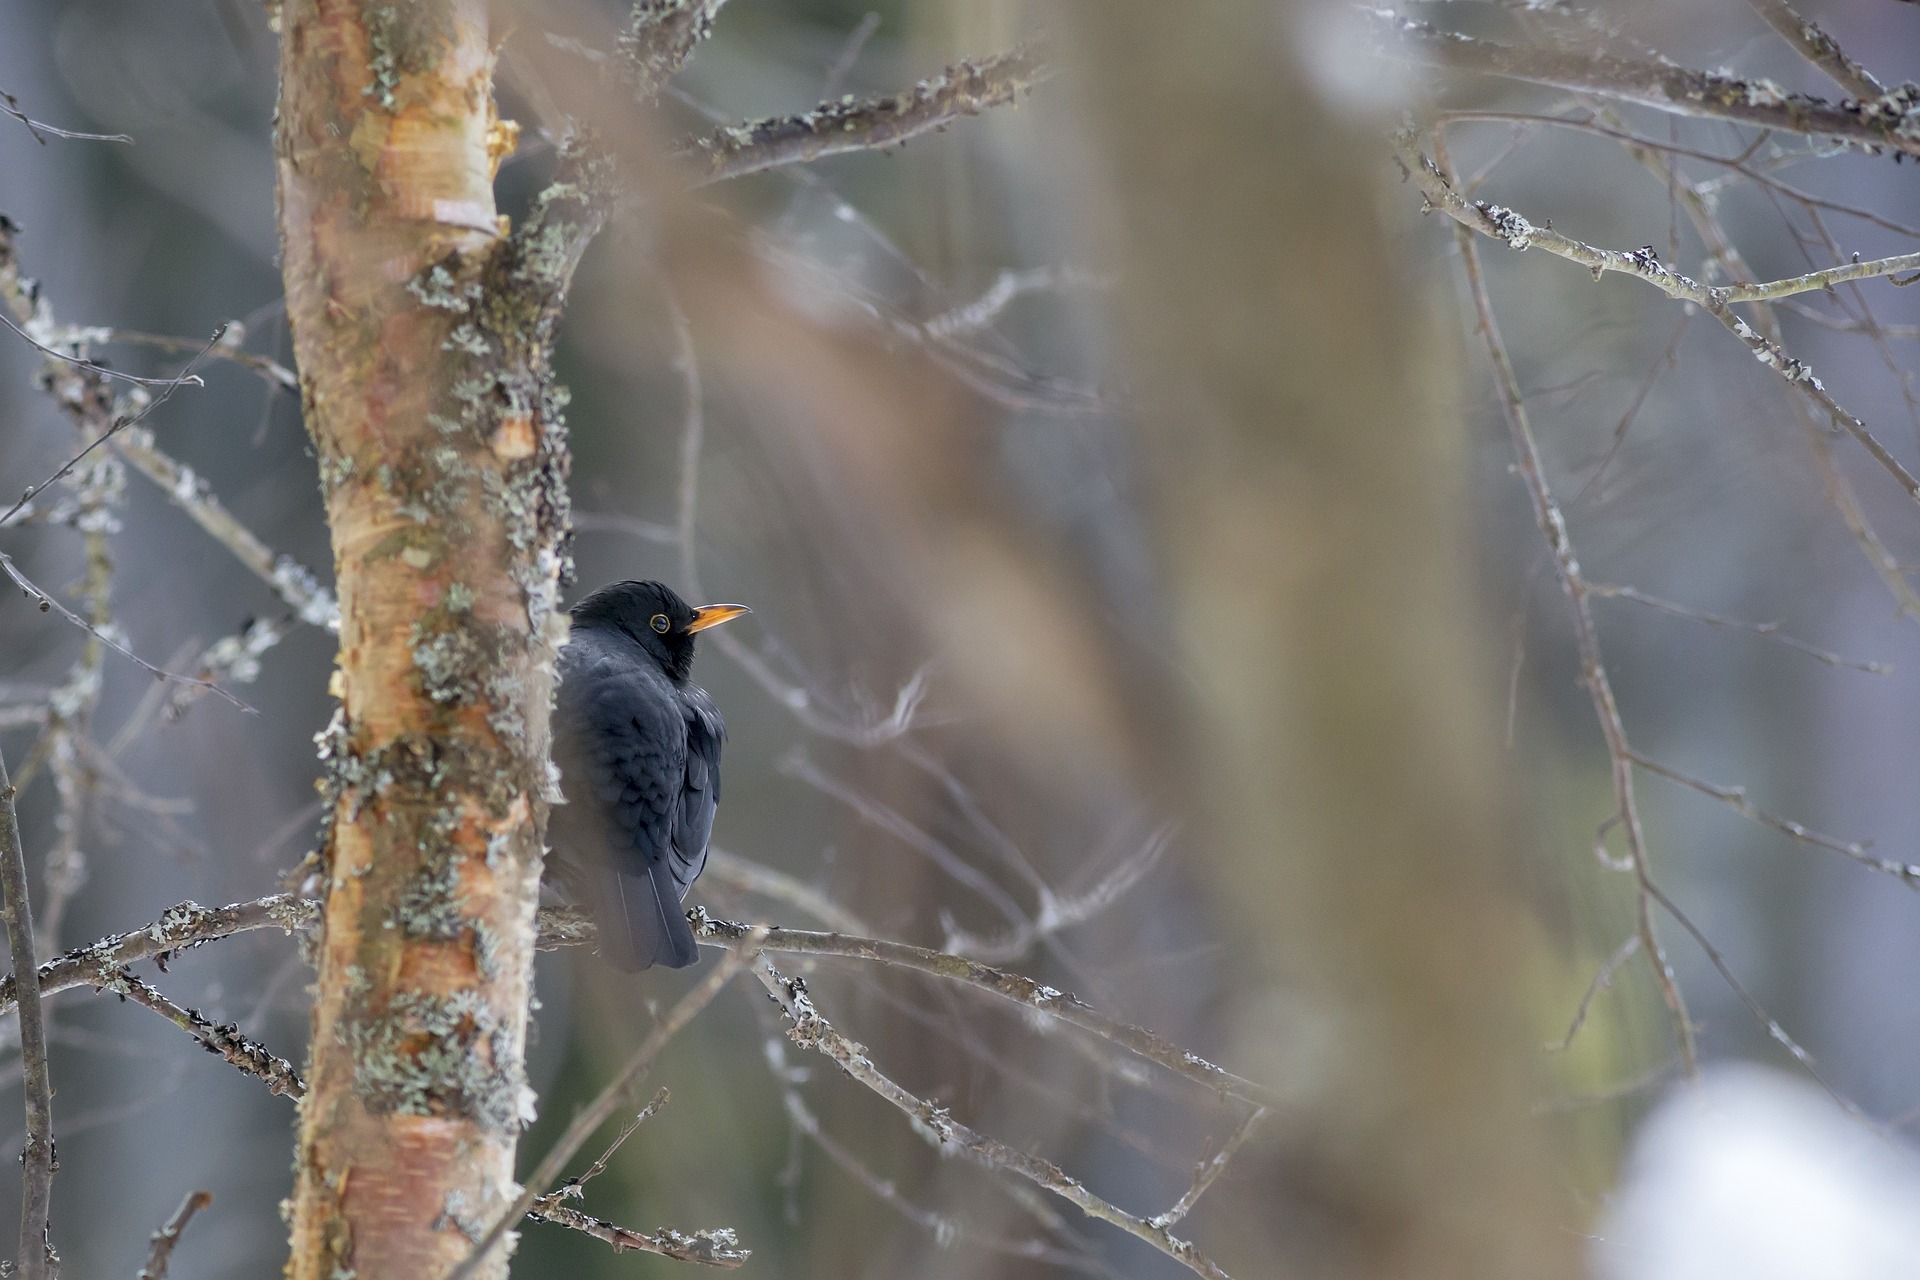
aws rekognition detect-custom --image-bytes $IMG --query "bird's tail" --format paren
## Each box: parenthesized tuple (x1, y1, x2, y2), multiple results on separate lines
(594, 861, 700, 972)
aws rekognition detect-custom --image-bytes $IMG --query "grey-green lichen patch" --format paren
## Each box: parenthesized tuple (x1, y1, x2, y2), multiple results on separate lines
(361, 3, 456, 111)
(408, 593, 521, 711)
(443, 323, 491, 357)
(393, 856, 465, 941)
(411, 623, 485, 706)
(408, 264, 478, 313)
(351, 989, 525, 1129)
(317, 448, 356, 494)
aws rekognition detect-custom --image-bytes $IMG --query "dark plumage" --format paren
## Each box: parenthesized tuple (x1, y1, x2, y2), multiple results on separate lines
(548, 581, 748, 971)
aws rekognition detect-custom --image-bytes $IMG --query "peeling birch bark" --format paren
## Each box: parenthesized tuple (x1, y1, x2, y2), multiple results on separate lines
(274, 4, 589, 1277)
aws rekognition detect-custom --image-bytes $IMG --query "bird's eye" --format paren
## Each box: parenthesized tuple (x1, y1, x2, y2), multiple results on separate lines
(649, 614, 671, 634)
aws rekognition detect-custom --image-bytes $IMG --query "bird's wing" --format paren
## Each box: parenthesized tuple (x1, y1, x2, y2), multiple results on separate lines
(553, 638, 698, 970)
(669, 686, 726, 900)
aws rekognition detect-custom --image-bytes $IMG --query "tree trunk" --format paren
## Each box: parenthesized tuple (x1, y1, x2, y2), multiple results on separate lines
(1061, 3, 1584, 1276)
(274, 4, 590, 1276)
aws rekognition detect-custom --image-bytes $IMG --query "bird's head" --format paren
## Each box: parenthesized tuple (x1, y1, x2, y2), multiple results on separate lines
(569, 580, 750, 681)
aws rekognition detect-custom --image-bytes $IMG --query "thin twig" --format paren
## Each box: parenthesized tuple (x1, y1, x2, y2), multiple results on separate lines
(1440, 110, 1920, 241)
(1641, 879, 1849, 1106)
(695, 914, 1276, 1106)
(753, 997, 1120, 1276)
(93, 967, 304, 1098)
(757, 957, 1232, 1280)
(92, 328, 297, 389)
(681, 47, 1049, 185)
(1380, 14, 1920, 156)
(1596, 107, 1920, 619)
(136, 1190, 214, 1280)
(1397, 132, 1920, 512)
(570, 511, 677, 544)
(522, 1201, 749, 1268)
(922, 267, 1109, 339)
(1148, 1106, 1267, 1230)
(0, 311, 205, 389)
(1441, 141, 1698, 1075)
(1549, 935, 1640, 1053)
(0, 327, 225, 530)
(557, 1088, 670, 1196)
(1743, 0, 1883, 100)
(109, 428, 338, 627)
(667, 286, 705, 592)
(0, 895, 315, 1018)
(702, 847, 869, 935)
(1628, 751, 1918, 883)
(0, 552, 252, 711)
(1587, 584, 1891, 673)
(780, 751, 1032, 937)
(0, 745, 55, 1280)
(0, 91, 132, 145)
(448, 935, 763, 1280)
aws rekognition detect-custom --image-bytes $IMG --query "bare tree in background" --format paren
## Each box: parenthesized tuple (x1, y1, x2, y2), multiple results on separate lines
(2, 0, 1920, 1278)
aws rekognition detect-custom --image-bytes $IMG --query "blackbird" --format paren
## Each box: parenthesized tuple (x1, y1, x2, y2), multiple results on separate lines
(549, 580, 748, 971)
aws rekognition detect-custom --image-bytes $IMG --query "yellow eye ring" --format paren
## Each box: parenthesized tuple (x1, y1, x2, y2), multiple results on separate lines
(649, 614, 671, 634)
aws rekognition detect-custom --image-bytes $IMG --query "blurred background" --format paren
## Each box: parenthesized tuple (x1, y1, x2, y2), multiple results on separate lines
(2, 0, 1920, 1276)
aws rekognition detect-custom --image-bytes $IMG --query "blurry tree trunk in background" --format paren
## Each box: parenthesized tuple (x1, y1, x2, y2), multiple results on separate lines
(1060, 4, 1582, 1276)
(275, 4, 581, 1277)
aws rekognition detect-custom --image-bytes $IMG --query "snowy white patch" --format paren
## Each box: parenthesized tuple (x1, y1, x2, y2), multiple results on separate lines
(1594, 1064, 1920, 1280)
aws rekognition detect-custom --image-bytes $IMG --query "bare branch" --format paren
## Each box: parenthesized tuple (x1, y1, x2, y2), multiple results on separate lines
(1148, 1106, 1266, 1230)
(136, 1190, 213, 1280)
(780, 751, 1033, 940)
(696, 914, 1277, 1107)
(1642, 879, 1846, 1104)
(559, 1088, 670, 1195)
(1549, 934, 1640, 1054)
(91, 328, 297, 390)
(1589, 107, 1920, 619)
(0, 895, 315, 1019)
(755, 1007, 1119, 1275)
(0, 328, 223, 531)
(1743, 0, 1883, 100)
(1440, 109, 1920, 241)
(1587, 583, 1892, 673)
(680, 47, 1049, 185)
(522, 1202, 748, 1268)
(757, 957, 1232, 1280)
(0, 311, 204, 389)
(109, 428, 338, 628)
(1396, 131, 1920, 512)
(449, 937, 762, 1280)
(620, 0, 730, 100)
(0, 746, 55, 1280)
(1629, 751, 1920, 883)
(701, 847, 870, 935)
(0, 552, 252, 711)
(1439, 139, 1698, 1074)
(92, 967, 304, 1098)
(570, 511, 678, 544)
(0, 90, 132, 145)
(1380, 13, 1920, 156)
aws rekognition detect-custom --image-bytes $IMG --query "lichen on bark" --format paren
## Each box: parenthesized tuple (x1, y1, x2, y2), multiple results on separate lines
(274, 3, 597, 1277)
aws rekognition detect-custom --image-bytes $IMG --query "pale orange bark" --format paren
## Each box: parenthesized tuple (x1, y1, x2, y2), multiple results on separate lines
(274, 4, 579, 1278)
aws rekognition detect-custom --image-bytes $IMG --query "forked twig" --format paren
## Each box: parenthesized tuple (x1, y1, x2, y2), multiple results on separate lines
(137, 1190, 214, 1280)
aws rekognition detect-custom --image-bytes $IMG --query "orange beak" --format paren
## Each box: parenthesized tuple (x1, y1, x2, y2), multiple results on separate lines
(685, 603, 751, 634)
